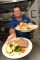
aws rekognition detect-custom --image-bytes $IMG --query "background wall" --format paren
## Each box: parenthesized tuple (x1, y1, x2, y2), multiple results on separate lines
(27, 0, 40, 45)
(27, 0, 39, 25)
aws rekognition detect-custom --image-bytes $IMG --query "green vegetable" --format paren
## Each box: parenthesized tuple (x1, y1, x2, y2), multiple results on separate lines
(27, 27, 30, 29)
(15, 46, 20, 52)
(9, 44, 13, 48)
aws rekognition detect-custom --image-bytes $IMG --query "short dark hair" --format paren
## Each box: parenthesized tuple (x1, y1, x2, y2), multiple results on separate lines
(12, 5, 23, 12)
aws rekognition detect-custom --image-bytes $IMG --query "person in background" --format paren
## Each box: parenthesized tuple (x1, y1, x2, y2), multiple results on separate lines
(6, 6, 32, 43)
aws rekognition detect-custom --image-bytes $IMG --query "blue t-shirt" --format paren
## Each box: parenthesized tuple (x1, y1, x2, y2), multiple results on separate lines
(9, 16, 32, 39)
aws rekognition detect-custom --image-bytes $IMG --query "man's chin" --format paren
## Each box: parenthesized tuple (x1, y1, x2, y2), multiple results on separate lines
(16, 16, 21, 18)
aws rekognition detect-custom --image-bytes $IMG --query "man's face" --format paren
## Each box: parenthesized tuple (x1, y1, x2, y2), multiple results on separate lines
(13, 7, 22, 17)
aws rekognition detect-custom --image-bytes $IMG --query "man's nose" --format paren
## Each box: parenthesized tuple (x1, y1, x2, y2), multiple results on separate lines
(16, 11, 19, 13)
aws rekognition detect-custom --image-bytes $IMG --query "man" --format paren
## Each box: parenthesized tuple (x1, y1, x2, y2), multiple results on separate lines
(6, 6, 32, 42)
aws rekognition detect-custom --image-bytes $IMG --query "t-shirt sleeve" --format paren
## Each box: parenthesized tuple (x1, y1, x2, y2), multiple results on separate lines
(26, 17, 32, 23)
(23, 16, 32, 23)
(8, 20, 15, 29)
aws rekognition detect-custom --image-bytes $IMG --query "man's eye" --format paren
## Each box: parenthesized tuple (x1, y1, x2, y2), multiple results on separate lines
(13, 10, 16, 12)
(14, 10, 20, 12)
(18, 10, 20, 11)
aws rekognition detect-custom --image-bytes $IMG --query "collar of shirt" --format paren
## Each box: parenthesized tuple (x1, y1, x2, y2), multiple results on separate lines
(12, 16, 24, 22)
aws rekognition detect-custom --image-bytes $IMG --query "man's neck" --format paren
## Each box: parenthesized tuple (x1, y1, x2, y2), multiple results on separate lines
(16, 16, 22, 21)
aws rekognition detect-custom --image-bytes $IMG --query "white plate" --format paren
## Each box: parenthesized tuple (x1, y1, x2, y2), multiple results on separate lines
(2, 37, 32, 59)
(31, 25, 38, 29)
(15, 25, 38, 32)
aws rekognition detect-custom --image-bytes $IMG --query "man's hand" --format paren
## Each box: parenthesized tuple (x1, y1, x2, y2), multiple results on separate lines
(5, 33, 16, 43)
(9, 29, 16, 35)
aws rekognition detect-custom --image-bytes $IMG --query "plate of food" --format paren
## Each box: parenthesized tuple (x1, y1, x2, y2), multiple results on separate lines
(15, 22, 38, 32)
(2, 37, 32, 59)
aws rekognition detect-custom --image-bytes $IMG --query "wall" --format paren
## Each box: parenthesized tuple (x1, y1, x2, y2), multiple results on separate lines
(27, 0, 39, 25)
(27, 0, 40, 45)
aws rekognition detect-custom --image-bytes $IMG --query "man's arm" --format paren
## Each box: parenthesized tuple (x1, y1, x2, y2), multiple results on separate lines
(9, 29, 16, 35)
(5, 29, 16, 43)
(8, 20, 16, 35)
